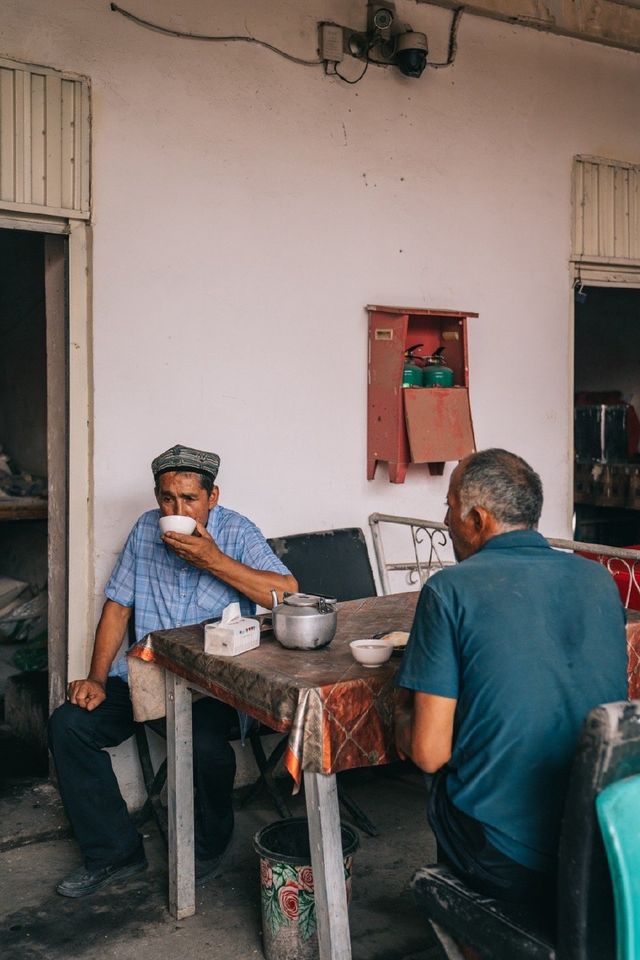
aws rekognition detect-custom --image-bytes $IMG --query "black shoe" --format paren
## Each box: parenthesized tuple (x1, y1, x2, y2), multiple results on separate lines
(195, 837, 232, 886)
(57, 848, 147, 898)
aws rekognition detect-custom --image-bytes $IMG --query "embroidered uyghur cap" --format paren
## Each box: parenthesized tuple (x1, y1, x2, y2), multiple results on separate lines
(151, 444, 220, 482)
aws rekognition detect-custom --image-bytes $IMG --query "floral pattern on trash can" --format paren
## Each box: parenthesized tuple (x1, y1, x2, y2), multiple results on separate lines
(259, 856, 354, 959)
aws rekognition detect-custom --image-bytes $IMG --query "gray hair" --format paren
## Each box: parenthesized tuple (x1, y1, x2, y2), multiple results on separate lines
(458, 449, 543, 529)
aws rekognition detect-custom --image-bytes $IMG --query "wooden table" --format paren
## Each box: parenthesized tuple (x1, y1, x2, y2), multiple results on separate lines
(129, 592, 419, 960)
(128, 597, 640, 960)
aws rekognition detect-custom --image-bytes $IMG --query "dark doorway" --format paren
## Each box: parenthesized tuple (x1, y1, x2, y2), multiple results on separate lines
(0, 228, 66, 785)
(574, 286, 640, 547)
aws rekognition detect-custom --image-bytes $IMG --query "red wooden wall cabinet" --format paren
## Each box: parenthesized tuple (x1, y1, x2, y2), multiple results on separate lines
(367, 305, 478, 483)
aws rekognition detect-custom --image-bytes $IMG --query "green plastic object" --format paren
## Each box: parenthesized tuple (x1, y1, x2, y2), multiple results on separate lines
(402, 343, 424, 387)
(422, 365, 454, 387)
(422, 346, 454, 387)
(596, 774, 640, 960)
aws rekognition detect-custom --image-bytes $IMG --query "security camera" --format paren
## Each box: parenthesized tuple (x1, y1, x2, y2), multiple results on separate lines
(368, 2, 395, 42)
(373, 7, 394, 31)
(395, 31, 428, 78)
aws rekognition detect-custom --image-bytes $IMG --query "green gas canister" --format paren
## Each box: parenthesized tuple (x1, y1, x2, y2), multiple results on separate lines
(422, 347, 454, 387)
(402, 344, 424, 387)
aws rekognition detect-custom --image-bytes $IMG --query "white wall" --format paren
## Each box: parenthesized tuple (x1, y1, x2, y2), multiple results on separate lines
(4, 0, 640, 608)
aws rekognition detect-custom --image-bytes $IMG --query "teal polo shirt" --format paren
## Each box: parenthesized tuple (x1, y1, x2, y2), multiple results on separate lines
(397, 530, 627, 872)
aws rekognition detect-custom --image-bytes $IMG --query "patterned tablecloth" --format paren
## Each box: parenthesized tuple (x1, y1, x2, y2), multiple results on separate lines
(128, 595, 640, 786)
(627, 613, 640, 699)
(128, 592, 419, 785)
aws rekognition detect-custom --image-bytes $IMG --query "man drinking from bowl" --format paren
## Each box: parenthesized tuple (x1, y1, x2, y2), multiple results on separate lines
(49, 443, 297, 898)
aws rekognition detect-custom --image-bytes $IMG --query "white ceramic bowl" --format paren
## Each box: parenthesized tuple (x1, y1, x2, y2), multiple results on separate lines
(350, 638, 393, 668)
(159, 515, 197, 535)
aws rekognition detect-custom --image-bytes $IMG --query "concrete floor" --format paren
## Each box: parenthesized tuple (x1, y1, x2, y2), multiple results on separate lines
(0, 764, 442, 960)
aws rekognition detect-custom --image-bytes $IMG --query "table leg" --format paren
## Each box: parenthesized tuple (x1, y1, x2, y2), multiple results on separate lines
(166, 672, 195, 919)
(304, 771, 352, 960)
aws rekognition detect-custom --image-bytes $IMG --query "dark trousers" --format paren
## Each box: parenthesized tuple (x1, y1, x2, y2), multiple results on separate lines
(427, 770, 555, 920)
(48, 677, 237, 869)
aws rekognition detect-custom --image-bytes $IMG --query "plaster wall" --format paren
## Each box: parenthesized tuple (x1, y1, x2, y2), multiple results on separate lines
(2, 1, 640, 617)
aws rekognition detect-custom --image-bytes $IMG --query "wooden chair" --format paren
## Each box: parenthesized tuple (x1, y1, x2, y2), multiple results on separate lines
(596, 773, 640, 960)
(411, 700, 640, 960)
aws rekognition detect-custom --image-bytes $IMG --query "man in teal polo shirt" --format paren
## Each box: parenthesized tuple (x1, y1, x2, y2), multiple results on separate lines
(396, 448, 627, 912)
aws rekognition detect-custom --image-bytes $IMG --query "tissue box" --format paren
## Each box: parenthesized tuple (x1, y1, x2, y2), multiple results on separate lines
(204, 617, 260, 657)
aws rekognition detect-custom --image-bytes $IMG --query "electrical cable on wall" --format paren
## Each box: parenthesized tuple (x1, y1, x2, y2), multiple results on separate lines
(109, 3, 323, 67)
(329, 34, 379, 84)
(110, 1, 464, 81)
(332, 59, 370, 83)
(427, 6, 463, 69)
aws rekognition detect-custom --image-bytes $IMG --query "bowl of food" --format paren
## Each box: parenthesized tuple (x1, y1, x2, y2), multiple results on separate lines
(159, 515, 197, 535)
(381, 631, 410, 656)
(349, 638, 393, 668)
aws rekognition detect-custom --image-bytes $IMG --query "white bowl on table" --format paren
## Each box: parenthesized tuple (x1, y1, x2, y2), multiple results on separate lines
(349, 638, 393, 668)
(159, 515, 197, 535)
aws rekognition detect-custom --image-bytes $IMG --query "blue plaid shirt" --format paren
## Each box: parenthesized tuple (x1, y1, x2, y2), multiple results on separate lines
(106, 504, 290, 680)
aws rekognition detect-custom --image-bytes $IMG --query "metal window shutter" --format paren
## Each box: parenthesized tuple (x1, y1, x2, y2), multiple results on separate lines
(572, 156, 640, 286)
(0, 57, 90, 220)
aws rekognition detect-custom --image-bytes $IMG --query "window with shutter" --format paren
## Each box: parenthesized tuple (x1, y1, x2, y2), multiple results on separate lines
(0, 57, 90, 220)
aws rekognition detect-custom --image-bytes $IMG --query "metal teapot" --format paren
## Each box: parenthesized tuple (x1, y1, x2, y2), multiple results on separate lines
(270, 591, 338, 650)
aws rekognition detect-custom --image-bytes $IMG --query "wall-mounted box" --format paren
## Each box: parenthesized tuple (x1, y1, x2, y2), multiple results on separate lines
(367, 305, 478, 483)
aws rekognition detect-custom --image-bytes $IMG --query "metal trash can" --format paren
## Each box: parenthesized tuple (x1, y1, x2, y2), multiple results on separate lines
(254, 817, 359, 960)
